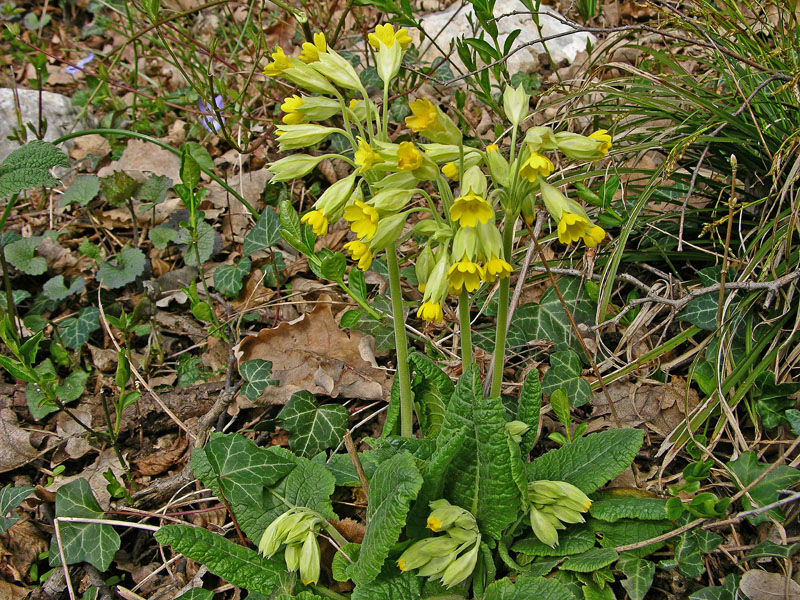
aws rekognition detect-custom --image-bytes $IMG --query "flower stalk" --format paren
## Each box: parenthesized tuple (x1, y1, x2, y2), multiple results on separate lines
(490, 216, 516, 398)
(386, 246, 414, 437)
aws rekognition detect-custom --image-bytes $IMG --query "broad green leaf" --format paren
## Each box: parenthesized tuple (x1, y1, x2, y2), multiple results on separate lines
(590, 496, 669, 521)
(526, 429, 643, 495)
(181, 221, 218, 266)
(58, 370, 90, 403)
(179, 147, 201, 191)
(753, 371, 800, 429)
(513, 523, 595, 557)
(101, 171, 139, 205)
(214, 257, 252, 298)
(517, 368, 541, 456)
(351, 564, 422, 600)
(61, 175, 100, 207)
(97, 247, 146, 288)
(678, 267, 737, 331)
(243, 207, 281, 256)
(483, 575, 576, 600)
(413, 379, 446, 438)
(438, 365, 521, 538)
(688, 574, 738, 600)
(43, 275, 86, 302)
(135, 174, 172, 209)
(175, 589, 214, 600)
(279, 199, 312, 254)
(0, 485, 33, 534)
(352, 452, 423, 585)
(593, 519, 671, 557)
(239, 359, 275, 401)
(183, 142, 215, 172)
(318, 250, 347, 282)
(348, 268, 367, 303)
(409, 351, 454, 397)
(673, 529, 704, 578)
(58, 306, 101, 349)
(745, 540, 800, 560)
(0, 140, 69, 199)
(278, 391, 349, 459)
(727, 451, 800, 524)
(79, 238, 101, 260)
(540, 350, 592, 407)
(561, 548, 618, 572)
(581, 582, 615, 600)
(5, 237, 47, 275)
(149, 226, 177, 249)
(617, 556, 655, 600)
(49, 479, 121, 571)
(155, 525, 289, 595)
(331, 542, 360, 582)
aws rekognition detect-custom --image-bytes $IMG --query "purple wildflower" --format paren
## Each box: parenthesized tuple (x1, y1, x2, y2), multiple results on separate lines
(198, 94, 225, 133)
(65, 52, 95, 75)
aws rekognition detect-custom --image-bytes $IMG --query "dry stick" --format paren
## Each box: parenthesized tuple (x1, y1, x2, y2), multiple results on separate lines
(525, 223, 623, 429)
(343, 431, 369, 502)
(717, 159, 736, 329)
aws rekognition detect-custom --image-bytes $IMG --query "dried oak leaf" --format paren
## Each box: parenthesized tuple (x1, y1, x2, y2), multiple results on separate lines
(236, 298, 386, 404)
(0, 409, 40, 474)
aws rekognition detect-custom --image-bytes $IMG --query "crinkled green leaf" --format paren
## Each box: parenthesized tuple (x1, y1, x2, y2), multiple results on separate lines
(331, 542, 360, 582)
(100, 170, 139, 206)
(213, 257, 251, 298)
(541, 350, 592, 407)
(561, 548, 618, 572)
(49, 479, 120, 571)
(243, 207, 281, 256)
(278, 391, 349, 459)
(61, 175, 100, 207)
(727, 451, 800, 524)
(155, 525, 289, 594)
(352, 453, 422, 585)
(43, 275, 86, 302)
(438, 365, 521, 539)
(513, 522, 595, 557)
(483, 575, 576, 600)
(58, 306, 101, 349)
(279, 199, 313, 255)
(0, 140, 69, 199)
(593, 518, 671, 557)
(149, 225, 177, 249)
(0, 485, 33, 534)
(97, 247, 146, 288)
(79, 238, 101, 260)
(526, 429, 643, 495)
(239, 359, 275, 401)
(617, 556, 655, 600)
(590, 496, 669, 522)
(5, 237, 47, 275)
(517, 368, 541, 456)
(351, 564, 422, 600)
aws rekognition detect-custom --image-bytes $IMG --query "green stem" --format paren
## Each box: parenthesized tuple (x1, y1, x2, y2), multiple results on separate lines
(311, 585, 349, 600)
(386, 247, 413, 438)
(381, 83, 390, 142)
(490, 217, 516, 397)
(459, 289, 473, 371)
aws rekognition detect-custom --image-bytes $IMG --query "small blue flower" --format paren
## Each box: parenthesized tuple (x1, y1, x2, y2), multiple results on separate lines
(198, 94, 225, 132)
(66, 53, 94, 75)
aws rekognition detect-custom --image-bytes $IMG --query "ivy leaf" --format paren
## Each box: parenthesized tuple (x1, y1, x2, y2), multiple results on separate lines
(617, 556, 656, 600)
(688, 574, 738, 600)
(483, 575, 576, 600)
(213, 257, 252, 298)
(180, 221, 218, 266)
(0, 140, 69, 199)
(278, 391, 349, 459)
(679, 267, 737, 331)
(49, 479, 121, 571)
(526, 428, 643, 495)
(239, 359, 276, 401)
(351, 564, 422, 600)
(148, 226, 177, 249)
(61, 175, 100, 207)
(541, 350, 592, 407)
(0, 485, 33, 534)
(243, 207, 281, 256)
(753, 371, 800, 429)
(352, 453, 423, 585)
(97, 247, 146, 289)
(155, 525, 289, 595)
(43, 275, 86, 302)
(5, 237, 47, 275)
(745, 540, 800, 560)
(58, 306, 101, 349)
(727, 451, 800, 524)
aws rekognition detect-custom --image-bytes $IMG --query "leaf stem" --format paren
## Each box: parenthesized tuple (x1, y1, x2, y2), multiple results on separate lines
(490, 217, 516, 397)
(386, 247, 413, 437)
(459, 289, 473, 371)
(312, 584, 349, 600)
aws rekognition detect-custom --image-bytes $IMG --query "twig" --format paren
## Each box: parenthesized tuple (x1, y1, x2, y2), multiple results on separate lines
(343, 431, 369, 502)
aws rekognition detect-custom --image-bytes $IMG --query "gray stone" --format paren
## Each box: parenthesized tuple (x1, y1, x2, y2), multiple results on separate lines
(0, 88, 89, 162)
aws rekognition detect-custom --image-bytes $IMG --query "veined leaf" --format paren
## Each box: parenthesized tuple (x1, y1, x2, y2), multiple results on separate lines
(97, 247, 146, 289)
(5, 237, 47, 275)
(352, 452, 423, 585)
(517, 368, 542, 456)
(43, 275, 86, 302)
(58, 306, 101, 349)
(351, 564, 422, 600)
(590, 496, 669, 522)
(541, 350, 592, 407)
(513, 523, 595, 557)
(561, 548, 618, 572)
(617, 556, 656, 600)
(239, 359, 275, 401)
(483, 575, 576, 600)
(243, 207, 281, 256)
(149, 226, 177, 249)
(593, 518, 671, 557)
(727, 451, 800, 524)
(0, 140, 69, 199)
(180, 221, 218, 266)
(278, 391, 349, 459)
(213, 257, 252, 299)
(0, 485, 33, 534)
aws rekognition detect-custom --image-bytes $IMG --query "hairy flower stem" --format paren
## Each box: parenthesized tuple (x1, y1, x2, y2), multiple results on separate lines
(490, 217, 516, 397)
(459, 289, 473, 371)
(386, 247, 413, 437)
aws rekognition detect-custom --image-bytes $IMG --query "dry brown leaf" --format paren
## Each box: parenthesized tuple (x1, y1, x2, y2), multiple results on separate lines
(56, 409, 92, 460)
(236, 297, 386, 404)
(2, 514, 48, 583)
(97, 139, 181, 183)
(0, 409, 41, 474)
(0, 578, 28, 600)
(133, 436, 188, 476)
(203, 169, 269, 246)
(331, 518, 366, 544)
(68, 133, 111, 163)
(740, 570, 800, 599)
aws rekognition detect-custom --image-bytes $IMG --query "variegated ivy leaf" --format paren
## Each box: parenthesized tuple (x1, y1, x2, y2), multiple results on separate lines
(242, 207, 280, 256)
(213, 257, 251, 298)
(239, 359, 275, 401)
(278, 391, 348, 459)
(540, 350, 592, 407)
(58, 306, 101, 349)
(43, 275, 86, 302)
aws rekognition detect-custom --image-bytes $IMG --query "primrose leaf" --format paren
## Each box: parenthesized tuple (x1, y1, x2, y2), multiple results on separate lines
(155, 525, 289, 594)
(243, 207, 281, 256)
(351, 564, 422, 600)
(213, 257, 252, 298)
(593, 518, 672, 557)
(727, 451, 800, 524)
(49, 479, 120, 571)
(43, 275, 86, 302)
(239, 359, 275, 401)
(590, 497, 669, 522)
(57, 370, 90, 403)
(617, 556, 656, 600)
(513, 522, 596, 557)
(0, 485, 33, 534)
(561, 548, 618, 572)
(6, 237, 47, 275)
(541, 350, 592, 407)
(97, 247, 146, 288)
(61, 174, 100, 207)
(58, 306, 101, 349)
(526, 428, 643, 495)
(483, 575, 577, 600)
(278, 391, 349, 459)
(517, 368, 542, 456)
(352, 452, 423, 585)
(0, 140, 69, 199)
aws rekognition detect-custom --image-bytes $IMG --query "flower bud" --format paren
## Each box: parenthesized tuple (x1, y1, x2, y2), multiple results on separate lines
(554, 131, 605, 160)
(415, 245, 436, 292)
(412, 218, 452, 242)
(485, 144, 509, 187)
(275, 124, 341, 151)
(452, 226, 478, 262)
(440, 540, 479, 588)
(416, 554, 454, 578)
(295, 95, 341, 121)
(376, 38, 403, 82)
(369, 212, 408, 253)
(285, 542, 302, 571)
(299, 530, 321, 585)
(372, 171, 418, 190)
(398, 542, 434, 572)
(312, 51, 363, 91)
(524, 126, 558, 152)
(421, 249, 450, 304)
(427, 499, 468, 532)
(258, 510, 294, 557)
(529, 506, 561, 548)
(282, 58, 336, 95)
(268, 154, 328, 182)
(588, 129, 612, 155)
(315, 173, 357, 217)
(461, 165, 487, 197)
(370, 188, 416, 212)
(421, 144, 482, 165)
(521, 194, 536, 226)
(505, 420, 530, 443)
(503, 84, 530, 127)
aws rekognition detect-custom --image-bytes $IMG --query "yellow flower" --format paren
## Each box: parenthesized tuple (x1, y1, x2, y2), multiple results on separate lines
(583, 225, 606, 248)
(417, 300, 444, 323)
(486, 144, 498, 152)
(263, 46, 291, 77)
(344, 240, 373, 270)
(406, 98, 442, 132)
(368, 23, 412, 50)
(281, 95, 305, 125)
(589, 129, 612, 155)
(557, 212, 596, 245)
(441, 162, 459, 180)
(299, 32, 327, 63)
(519, 151, 554, 182)
(448, 260, 484, 293)
(343, 199, 379, 240)
(484, 257, 512, 282)
(354, 137, 383, 171)
(397, 141, 423, 171)
(450, 192, 493, 228)
(300, 210, 328, 236)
